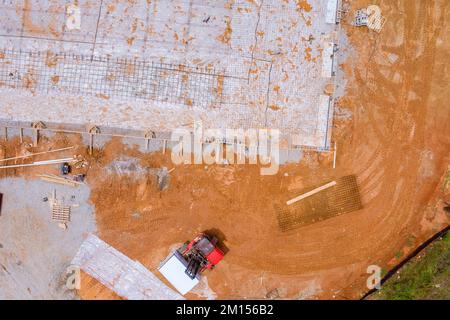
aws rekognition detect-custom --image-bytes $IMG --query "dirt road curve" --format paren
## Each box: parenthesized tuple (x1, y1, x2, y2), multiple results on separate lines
(73, 0, 450, 299)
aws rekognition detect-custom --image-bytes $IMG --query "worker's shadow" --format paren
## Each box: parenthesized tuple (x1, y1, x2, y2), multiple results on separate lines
(204, 228, 229, 254)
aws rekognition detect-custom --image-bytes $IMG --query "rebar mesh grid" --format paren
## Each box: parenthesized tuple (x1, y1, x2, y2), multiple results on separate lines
(0, 49, 225, 107)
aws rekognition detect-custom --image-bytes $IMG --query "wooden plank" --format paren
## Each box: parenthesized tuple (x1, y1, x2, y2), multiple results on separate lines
(39, 177, 78, 187)
(51, 204, 71, 222)
(39, 173, 82, 185)
(33, 129, 38, 147)
(287, 181, 337, 205)
(0, 147, 74, 163)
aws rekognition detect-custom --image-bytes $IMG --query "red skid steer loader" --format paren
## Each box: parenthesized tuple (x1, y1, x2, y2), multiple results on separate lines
(159, 233, 225, 295)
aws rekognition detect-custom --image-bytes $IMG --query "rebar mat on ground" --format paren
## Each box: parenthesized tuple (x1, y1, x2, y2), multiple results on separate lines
(276, 175, 363, 231)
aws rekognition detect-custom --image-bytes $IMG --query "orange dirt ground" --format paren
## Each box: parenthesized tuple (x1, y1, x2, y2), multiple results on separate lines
(0, 0, 448, 299)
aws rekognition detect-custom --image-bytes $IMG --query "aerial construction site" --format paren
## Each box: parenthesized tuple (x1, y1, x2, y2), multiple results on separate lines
(0, 0, 449, 302)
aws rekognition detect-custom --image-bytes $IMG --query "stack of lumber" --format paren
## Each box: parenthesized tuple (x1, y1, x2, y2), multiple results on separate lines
(37, 173, 82, 187)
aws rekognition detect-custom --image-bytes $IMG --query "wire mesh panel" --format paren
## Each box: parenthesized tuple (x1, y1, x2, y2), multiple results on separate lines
(0, 49, 225, 108)
(276, 175, 363, 231)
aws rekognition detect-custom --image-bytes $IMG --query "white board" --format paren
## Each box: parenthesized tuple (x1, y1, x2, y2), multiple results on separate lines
(321, 42, 334, 78)
(159, 253, 200, 295)
(71, 234, 184, 300)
